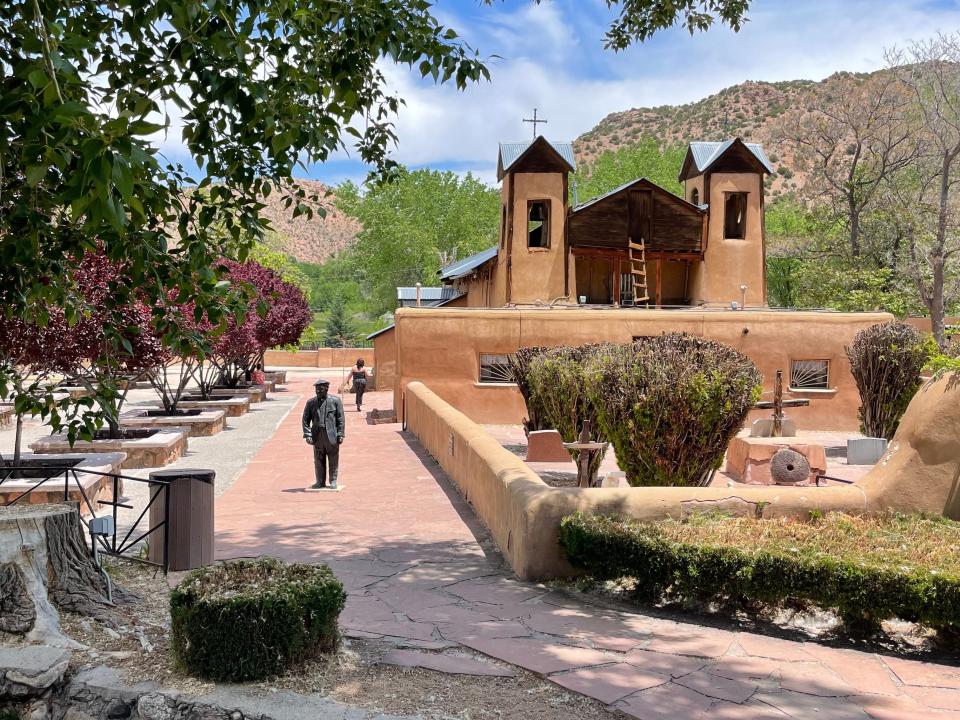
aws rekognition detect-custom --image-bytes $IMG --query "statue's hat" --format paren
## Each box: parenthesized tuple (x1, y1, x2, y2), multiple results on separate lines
(314, 379, 330, 387)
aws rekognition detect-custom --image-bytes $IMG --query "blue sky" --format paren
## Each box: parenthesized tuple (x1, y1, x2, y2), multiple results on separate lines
(159, 0, 960, 188)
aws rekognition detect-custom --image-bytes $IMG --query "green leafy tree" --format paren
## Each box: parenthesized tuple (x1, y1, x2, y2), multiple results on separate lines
(0, 0, 489, 435)
(336, 168, 499, 314)
(323, 298, 357, 349)
(573, 140, 686, 203)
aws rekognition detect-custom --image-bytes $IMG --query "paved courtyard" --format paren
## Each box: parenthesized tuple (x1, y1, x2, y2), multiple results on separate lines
(214, 371, 960, 720)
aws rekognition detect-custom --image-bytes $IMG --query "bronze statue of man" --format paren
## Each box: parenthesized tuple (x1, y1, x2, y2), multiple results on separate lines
(301, 378, 345, 489)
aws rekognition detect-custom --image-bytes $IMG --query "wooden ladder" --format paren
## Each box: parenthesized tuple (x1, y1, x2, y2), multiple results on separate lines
(628, 240, 649, 304)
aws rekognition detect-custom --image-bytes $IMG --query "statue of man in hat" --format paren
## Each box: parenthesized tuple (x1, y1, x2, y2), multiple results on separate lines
(301, 378, 345, 489)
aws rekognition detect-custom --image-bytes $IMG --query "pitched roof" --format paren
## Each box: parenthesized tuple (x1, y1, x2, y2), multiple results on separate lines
(396, 286, 462, 302)
(679, 138, 774, 180)
(572, 177, 706, 215)
(497, 137, 576, 180)
(438, 245, 498, 281)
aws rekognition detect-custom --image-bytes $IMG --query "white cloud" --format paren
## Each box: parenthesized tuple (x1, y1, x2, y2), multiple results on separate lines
(362, 0, 960, 183)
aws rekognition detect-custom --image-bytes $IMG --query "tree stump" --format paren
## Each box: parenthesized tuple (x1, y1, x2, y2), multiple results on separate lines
(0, 504, 126, 646)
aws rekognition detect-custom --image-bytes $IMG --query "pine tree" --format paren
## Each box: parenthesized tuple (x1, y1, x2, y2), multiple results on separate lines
(323, 297, 357, 348)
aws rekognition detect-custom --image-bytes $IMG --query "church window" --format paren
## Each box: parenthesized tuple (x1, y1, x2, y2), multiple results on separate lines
(690, 188, 700, 205)
(790, 359, 830, 390)
(724, 192, 748, 239)
(479, 353, 515, 384)
(527, 200, 550, 248)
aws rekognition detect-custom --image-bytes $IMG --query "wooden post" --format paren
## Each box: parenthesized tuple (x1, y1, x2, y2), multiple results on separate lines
(655, 259, 663, 307)
(773, 369, 783, 437)
(613, 257, 621, 306)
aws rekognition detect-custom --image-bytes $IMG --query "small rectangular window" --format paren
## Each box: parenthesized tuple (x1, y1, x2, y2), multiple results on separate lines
(724, 192, 748, 239)
(500, 205, 507, 248)
(479, 353, 515, 384)
(527, 200, 550, 248)
(790, 359, 830, 390)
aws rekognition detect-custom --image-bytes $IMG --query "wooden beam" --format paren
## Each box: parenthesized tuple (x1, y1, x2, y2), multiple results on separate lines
(613, 257, 621, 306)
(655, 259, 662, 307)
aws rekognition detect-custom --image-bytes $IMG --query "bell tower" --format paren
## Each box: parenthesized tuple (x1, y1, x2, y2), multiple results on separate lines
(679, 138, 772, 307)
(493, 136, 575, 306)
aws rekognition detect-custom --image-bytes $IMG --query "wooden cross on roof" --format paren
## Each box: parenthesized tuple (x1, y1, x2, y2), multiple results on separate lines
(523, 108, 547, 139)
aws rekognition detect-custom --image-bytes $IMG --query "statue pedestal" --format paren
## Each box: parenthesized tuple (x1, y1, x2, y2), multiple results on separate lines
(725, 437, 826, 485)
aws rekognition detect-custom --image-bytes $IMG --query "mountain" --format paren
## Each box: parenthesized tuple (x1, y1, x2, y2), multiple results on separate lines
(259, 179, 360, 264)
(573, 71, 882, 197)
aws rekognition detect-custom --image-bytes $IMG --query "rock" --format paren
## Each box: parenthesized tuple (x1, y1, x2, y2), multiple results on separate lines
(0, 645, 71, 698)
(230, 712, 244, 720)
(105, 698, 132, 719)
(136, 694, 174, 720)
(28, 699, 51, 720)
(64, 709, 97, 720)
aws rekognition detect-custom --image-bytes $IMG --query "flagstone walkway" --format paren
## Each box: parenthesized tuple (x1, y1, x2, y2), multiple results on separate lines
(215, 371, 960, 720)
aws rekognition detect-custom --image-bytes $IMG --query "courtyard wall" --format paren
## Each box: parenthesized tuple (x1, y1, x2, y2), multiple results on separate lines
(387, 307, 892, 430)
(264, 348, 375, 369)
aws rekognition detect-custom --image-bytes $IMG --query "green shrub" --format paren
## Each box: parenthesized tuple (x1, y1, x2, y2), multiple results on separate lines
(508, 346, 549, 434)
(170, 558, 346, 681)
(526, 344, 612, 484)
(560, 512, 960, 635)
(846, 321, 930, 440)
(585, 333, 761, 486)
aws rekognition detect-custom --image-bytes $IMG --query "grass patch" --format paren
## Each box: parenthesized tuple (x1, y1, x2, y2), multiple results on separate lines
(560, 511, 960, 636)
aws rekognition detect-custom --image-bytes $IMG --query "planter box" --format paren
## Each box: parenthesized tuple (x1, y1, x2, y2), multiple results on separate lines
(177, 396, 250, 417)
(0, 452, 126, 512)
(121, 407, 226, 438)
(264, 370, 287, 385)
(206, 386, 265, 403)
(55, 386, 94, 400)
(30, 427, 189, 469)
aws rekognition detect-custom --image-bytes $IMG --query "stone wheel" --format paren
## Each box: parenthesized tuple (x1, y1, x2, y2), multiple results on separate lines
(770, 449, 810, 485)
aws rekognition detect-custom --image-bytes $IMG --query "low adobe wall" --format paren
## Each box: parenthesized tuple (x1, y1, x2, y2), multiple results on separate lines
(405, 381, 871, 581)
(264, 348, 375, 369)
(406, 374, 960, 581)
(391, 307, 892, 431)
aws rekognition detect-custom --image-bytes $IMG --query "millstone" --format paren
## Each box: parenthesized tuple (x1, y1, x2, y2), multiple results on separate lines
(770, 448, 810, 484)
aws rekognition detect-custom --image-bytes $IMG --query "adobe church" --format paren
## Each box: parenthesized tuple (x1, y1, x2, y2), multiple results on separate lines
(439, 136, 772, 308)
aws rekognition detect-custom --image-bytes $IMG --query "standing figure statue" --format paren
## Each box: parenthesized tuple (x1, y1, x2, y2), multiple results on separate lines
(302, 378, 345, 489)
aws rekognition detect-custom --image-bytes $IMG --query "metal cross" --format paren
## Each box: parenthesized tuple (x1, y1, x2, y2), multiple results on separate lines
(522, 108, 548, 139)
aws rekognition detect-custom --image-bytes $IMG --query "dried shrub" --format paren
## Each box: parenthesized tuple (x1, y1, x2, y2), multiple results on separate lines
(508, 346, 548, 434)
(560, 511, 960, 636)
(586, 333, 761, 487)
(845, 321, 930, 440)
(170, 558, 345, 681)
(526, 344, 611, 484)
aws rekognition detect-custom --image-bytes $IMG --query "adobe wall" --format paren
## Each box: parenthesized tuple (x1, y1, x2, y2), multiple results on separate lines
(405, 381, 869, 581)
(407, 372, 960, 580)
(371, 330, 396, 391)
(263, 348, 375, 369)
(392, 307, 893, 430)
(690, 172, 766, 307)
(504, 172, 569, 304)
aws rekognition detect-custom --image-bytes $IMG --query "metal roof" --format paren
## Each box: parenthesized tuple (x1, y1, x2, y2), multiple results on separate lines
(498, 138, 576, 176)
(396, 286, 461, 302)
(438, 245, 497, 281)
(366, 324, 394, 340)
(686, 140, 774, 175)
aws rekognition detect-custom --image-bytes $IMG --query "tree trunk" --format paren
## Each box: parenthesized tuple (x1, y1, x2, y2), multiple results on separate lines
(849, 201, 861, 258)
(0, 504, 132, 646)
(13, 413, 23, 466)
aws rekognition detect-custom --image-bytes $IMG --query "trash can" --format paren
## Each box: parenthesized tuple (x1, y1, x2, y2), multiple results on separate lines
(147, 468, 215, 571)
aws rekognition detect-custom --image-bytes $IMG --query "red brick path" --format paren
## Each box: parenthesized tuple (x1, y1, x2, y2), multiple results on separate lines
(215, 372, 960, 720)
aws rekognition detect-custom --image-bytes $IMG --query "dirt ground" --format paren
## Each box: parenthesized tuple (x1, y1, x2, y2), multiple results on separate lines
(57, 559, 629, 720)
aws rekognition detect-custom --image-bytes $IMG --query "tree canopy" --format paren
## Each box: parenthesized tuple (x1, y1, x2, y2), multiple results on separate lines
(335, 168, 500, 314)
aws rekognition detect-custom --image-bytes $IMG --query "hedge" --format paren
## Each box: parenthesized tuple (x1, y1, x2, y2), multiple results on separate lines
(170, 558, 346, 681)
(560, 512, 960, 634)
(585, 333, 761, 487)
